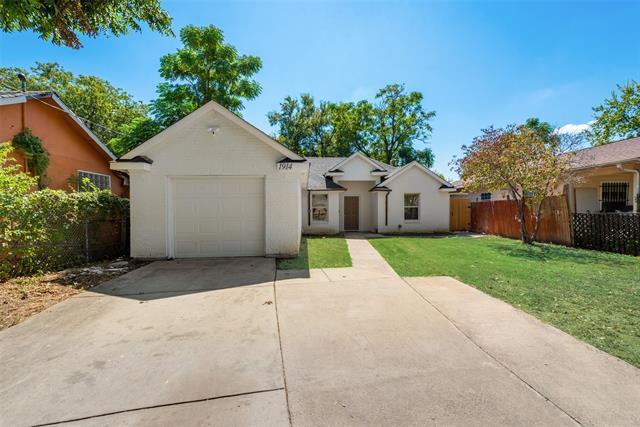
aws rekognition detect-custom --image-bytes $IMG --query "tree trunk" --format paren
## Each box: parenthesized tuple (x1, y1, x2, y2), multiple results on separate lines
(530, 199, 545, 243)
(517, 200, 533, 244)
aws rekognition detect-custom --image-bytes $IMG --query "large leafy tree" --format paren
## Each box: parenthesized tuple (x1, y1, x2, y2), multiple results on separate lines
(108, 117, 164, 157)
(151, 25, 262, 126)
(455, 120, 574, 244)
(268, 84, 436, 167)
(0, 0, 172, 49)
(0, 63, 148, 144)
(266, 95, 353, 157)
(367, 84, 435, 166)
(591, 80, 640, 145)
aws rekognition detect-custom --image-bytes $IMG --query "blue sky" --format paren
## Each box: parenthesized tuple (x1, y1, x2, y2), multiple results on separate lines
(1, 1, 639, 178)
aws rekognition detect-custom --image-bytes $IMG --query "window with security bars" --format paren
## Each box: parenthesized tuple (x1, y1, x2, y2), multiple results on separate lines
(78, 171, 111, 191)
(601, 182, 629, 212)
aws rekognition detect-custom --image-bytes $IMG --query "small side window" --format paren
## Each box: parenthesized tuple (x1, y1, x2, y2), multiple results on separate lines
(404, 193, 420, 221)
(78, 171, 111, 191)
(312, 194, 329, 222)
(480, 192, 492, 201)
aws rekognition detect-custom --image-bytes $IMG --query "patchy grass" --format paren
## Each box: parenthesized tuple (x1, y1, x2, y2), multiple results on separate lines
(278, 236, 352, 270)
(0, 259, 148, 331)
(370, 236, 640, 368)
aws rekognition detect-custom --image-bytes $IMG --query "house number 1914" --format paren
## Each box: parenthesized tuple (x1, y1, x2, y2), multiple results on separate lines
(278, 163, 293, 170)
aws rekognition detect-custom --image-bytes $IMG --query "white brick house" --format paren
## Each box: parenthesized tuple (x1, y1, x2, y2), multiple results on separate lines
(112, 101, 454, 259)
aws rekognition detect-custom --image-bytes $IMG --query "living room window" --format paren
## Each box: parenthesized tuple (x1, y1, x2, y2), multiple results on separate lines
(312, 193, 329, 222)
(78, 171, 111, 191)
(404, 193, 420, 221)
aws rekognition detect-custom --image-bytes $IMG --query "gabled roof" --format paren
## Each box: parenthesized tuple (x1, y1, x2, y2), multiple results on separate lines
(569, 137, 640, 169)
(372, 161, 454, 191)
(329, 152, 395, 174)
(119, 100, 304, 162)
(0, 91, 116, 160)
(306, 155, 397, 190)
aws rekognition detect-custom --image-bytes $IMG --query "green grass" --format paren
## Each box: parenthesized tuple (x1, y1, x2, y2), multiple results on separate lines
(278, 236, 352, 270)
(370, 236, 640, 368)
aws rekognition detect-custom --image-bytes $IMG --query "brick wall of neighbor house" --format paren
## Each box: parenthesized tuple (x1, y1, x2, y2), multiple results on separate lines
(0, 99, 126, 196)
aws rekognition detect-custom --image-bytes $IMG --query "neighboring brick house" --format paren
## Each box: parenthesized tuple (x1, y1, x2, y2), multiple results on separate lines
(0, 90, 127, 196)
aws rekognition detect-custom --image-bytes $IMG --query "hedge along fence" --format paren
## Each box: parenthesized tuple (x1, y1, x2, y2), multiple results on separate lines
(0, 189, 129, 280)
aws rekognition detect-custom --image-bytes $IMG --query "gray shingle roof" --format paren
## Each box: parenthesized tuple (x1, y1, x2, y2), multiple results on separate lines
(570, 137, 640, 169)
(306, 156, 397, 190)
(0, 90, 53, 100)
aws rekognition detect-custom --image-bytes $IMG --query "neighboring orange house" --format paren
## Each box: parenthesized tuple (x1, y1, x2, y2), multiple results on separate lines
(0, 90, 127, 196)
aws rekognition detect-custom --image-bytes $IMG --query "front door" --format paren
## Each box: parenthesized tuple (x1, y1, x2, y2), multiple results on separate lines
(344, 196, 359, 231)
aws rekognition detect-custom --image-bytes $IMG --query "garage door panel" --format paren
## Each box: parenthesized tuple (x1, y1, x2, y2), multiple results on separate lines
(172, 177, 265, 258)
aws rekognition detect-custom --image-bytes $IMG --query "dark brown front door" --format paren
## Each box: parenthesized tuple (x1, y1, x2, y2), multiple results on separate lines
(344, 196, 359, 231)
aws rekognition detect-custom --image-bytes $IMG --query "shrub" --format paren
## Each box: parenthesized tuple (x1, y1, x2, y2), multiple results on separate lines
(11, 129, 49, 188)
(0, 144, 129, 279)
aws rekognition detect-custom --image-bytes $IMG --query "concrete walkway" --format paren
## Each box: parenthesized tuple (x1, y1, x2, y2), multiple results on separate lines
(276, 235, 640, 426)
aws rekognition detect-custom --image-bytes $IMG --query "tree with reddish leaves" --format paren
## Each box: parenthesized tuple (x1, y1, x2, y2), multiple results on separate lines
(455, 120, 576, 244)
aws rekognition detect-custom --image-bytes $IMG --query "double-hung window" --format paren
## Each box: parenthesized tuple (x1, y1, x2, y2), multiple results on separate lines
(312, 193, 329, 222)
(78, 171, 111, 191)
(404, 193, 420, 221)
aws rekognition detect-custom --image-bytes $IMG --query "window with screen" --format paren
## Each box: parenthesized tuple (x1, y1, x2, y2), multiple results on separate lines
(601, 182, 628, 212)
(404, 193, 420, 221)
(312, 194, 329, 222)
(78, 171, 111, 191)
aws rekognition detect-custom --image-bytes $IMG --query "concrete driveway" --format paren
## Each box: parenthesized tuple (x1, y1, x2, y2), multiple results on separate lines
(1, 240, 639, 426)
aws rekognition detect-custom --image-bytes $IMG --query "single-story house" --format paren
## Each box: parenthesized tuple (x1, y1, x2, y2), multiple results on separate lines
(0, 90, 127, 196)
(111, 101, 455, 259)
(458, 137, 640, 213)
(566, 137, 639, 213)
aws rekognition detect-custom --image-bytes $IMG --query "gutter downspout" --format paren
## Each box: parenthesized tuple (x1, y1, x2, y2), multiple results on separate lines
(385, 191, 390, 226)
(617, 163, 640, 212)
(17, 73, 28, 173)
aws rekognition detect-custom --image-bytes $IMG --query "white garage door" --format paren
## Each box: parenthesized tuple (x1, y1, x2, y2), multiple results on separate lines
(172, 177, 265, 257)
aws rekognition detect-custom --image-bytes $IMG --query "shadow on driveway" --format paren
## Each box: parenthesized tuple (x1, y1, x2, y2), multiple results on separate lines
(87, 257, 276, 301)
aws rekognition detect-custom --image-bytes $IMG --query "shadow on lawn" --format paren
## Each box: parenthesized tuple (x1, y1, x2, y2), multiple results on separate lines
(492, 240, 637, 267)
(276, 237, 310, 271)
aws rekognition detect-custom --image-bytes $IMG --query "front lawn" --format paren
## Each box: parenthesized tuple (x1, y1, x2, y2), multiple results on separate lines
(369, 236, 640, 368)
(278, 236, 352, 270)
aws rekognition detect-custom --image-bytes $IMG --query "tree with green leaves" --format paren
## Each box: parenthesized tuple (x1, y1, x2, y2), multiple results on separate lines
(591, 80, 640, 145)
(151, 25, 262, 126)
(267, 95, 353, 157)
(108, 117, 164, 157)
(367, 84, 435, 166)
(268, 84, 436, 167)
(0, 63, 148, 144)
(0, 0, 172, 49)
(455, 121, 574, 244)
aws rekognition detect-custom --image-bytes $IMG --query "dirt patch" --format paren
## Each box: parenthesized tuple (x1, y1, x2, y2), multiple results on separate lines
(0, 259, 150, 331)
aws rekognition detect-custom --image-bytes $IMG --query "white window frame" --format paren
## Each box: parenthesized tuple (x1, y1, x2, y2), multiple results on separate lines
(311, 193, 329, 223)
(403, 193, 420, 222)
(77, 170, 111, 191)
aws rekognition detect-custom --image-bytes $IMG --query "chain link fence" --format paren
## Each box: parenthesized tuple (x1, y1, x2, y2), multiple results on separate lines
(3, 218, 129, 279)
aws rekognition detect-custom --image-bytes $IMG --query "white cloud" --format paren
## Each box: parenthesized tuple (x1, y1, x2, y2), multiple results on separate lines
(555, 122, 593, 135)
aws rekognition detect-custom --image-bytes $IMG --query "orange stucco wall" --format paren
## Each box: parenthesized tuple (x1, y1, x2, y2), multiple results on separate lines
(0, 98, 126, 196)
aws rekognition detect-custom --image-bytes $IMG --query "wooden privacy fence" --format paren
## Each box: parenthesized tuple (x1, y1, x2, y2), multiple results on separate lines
(572, 213, 640, 255)
(470, 196, 572, 245)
